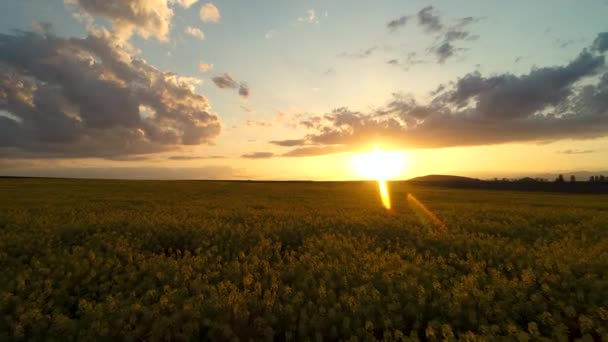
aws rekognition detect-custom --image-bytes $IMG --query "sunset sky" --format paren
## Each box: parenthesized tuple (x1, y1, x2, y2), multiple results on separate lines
(1, 0, 608, 180)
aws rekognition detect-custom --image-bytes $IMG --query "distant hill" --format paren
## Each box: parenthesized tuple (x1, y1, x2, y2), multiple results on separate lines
(405, 174, 608, 194)
(407, 174, 481, 183)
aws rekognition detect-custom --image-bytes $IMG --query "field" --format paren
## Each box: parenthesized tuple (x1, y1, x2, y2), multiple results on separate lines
(1, 179, 608, 341)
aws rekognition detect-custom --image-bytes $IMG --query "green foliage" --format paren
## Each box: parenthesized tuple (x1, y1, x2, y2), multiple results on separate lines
(1, 179, 608, 341)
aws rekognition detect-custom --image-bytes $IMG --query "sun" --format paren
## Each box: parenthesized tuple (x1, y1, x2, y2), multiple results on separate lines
(352, 147, 407, 209)
(352, 147, 407, 181)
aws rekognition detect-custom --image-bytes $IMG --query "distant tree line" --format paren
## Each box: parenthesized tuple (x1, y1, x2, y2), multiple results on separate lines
(491, 174, 608, 183)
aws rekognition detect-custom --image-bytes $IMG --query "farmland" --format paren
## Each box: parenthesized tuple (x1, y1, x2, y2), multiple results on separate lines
(1, 178, 607, 340)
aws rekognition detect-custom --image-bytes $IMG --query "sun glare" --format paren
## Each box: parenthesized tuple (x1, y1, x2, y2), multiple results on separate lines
(352, 147, 407, 209)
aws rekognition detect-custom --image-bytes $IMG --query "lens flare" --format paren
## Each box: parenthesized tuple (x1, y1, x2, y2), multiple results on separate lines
(378, 180, 391, 209)
(407, 193, 447, 231)
(352, 147, 406, 209)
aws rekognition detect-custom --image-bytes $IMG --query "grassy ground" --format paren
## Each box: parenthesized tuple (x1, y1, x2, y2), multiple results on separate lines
(1, 179, 607, 340)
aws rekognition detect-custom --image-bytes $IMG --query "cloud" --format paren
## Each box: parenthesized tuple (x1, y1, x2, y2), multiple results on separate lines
(168, 155, 225, 160)
(212, 73, 238, 88)
(241, 152, 275, 159)
(428, 16, 481, 63)
(386, 52, 428, 70)
(298, 9, 318, 24)
(185, 26, 205, 40)
(417, 6, 443, 33)
(199, 62, 213, 72)
(200, 3, 220, 23)
(238, 83, 250, 98)
(269, 139, 307, 147)
(240, 105, 255, 114)
(387, 15, 408, 32)
(265, 30, 275, 39)
(0, 29, 221, 158)
(245, 120, 271, 127)
(212, 73, 250, 98)
(270, 33, 608, 155)
(593, 32, 608, 53)
(435, 42, 455, 63)
(173, 0, 198, 8)
(323, 68, 335, 76)
(557, 149, 595, 155)
(31, 21, 53, 33)
(65, 0, 193, 41)
(339, 46, 377, 59)
(282, 145, 349, 157)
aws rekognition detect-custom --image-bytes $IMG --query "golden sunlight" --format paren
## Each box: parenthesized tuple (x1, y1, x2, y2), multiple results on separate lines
(352, 147, 407, 209)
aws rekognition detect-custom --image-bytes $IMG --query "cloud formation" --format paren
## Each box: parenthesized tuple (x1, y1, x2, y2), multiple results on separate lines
(0, 29, 221, 158)
(432, 16, 481, 63)
(270, 34, 608, 155)
(212, 73, 250, 98)
(66, 0, 194, 41)
(298, 9, 318, 24)
(200, 3, 220, 23)
(339, 46, 377, 59)
(557, 149, 595, 154)
(241, 152, 275, 159)
(417, 6, 443, 33)
(168, 155, 225, 160)
(387, 16, 408, 32)
(198, 62, 213, 72)
(185, 26, 205, 40)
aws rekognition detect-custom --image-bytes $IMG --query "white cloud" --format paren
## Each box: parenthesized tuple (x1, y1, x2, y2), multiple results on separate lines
(171, 0, 198, 8)
(66, 0, 181, 41)
(265, 30, 275, 39)
(298, 9, 318, 24)
(185, 26, 205, 40)
(200, 3, 220, 23)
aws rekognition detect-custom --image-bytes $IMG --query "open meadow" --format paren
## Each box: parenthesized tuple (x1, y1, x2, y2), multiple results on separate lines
(1, 179, 608, 341)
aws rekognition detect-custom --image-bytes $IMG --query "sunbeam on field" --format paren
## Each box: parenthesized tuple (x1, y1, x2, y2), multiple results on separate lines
(352, 147, 407, 209)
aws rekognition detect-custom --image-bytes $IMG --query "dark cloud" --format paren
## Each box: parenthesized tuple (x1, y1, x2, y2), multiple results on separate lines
(387, 15, 408, 32)
(444, 30, 469, 42)
(387, 52, 429, 70)
(417, 6, 442, 33)
(238, 83, 250, 98)
(212, 73, 239, 89)
(269, 139, 308, 147)
(430, 16, 481, 63)
(168, 155, 225, 160)
(212, 73, 250, 98)
(272, 33, 608, 155)
(557, 149, 595, 154)
(447, 50, 604, 118)
(0, 29, 221, 158)
(339, 46, 377, 59)
(435, 42, 455, 63)
(241, 152, 275, 159)
(104, 155, 150, 161)
(593, 32, 608, 52)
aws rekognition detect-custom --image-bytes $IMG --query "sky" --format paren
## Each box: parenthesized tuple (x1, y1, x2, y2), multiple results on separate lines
(0, 0, 607, 180)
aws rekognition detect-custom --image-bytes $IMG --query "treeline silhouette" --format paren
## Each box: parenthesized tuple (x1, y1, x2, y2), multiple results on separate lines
(408, 174, 608, 194)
